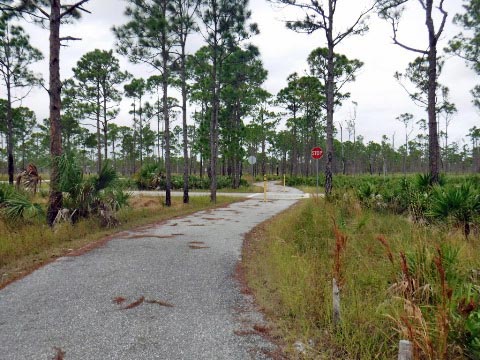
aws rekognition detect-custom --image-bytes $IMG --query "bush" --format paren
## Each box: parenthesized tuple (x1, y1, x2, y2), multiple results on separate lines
(428, 183, 480, 238)
(134, 163, 165, 190)
(0, 184, 43, 222)
(134, 164, 248, 190)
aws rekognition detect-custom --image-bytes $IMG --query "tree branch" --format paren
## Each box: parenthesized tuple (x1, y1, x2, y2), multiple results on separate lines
(395, 77, 428, 107)
(11, 85, 35, 104)
(435, 0, 448, 41)
(60, 36, 82, 42)
(333, 2, 377, 46)
(31, 3, 50, 19)
(0, 3, 48, 20)
(393, 37, 428, 54)
(77, 6, 91, 14)
(390, 17, 427, 54)
(40, 81, 50, 95)
(60, 0, 91, 18)
(315, 3, 328, 30)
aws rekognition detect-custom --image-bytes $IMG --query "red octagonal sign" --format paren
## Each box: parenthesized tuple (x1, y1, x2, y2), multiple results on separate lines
(311, 147, 324, 160)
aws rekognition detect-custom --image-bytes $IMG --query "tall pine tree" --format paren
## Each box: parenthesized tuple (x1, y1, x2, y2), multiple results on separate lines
(0, 14, 43, 184)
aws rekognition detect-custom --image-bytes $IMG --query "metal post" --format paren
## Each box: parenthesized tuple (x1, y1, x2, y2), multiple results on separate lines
(252, 163, 254, 186)
(332, 277, 341, 328)
(398, 340, 413, 360)
(316, 158, 319, 198)
(264, 175, 267, 202)
(283, 174, 286, 192)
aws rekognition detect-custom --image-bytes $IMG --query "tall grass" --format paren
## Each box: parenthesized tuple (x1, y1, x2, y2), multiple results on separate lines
(243, 195, 480, 358)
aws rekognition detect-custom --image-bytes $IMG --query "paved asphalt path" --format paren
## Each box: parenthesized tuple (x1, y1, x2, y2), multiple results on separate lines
(0, 182, 304, 360)
(132, 183, 311, 200)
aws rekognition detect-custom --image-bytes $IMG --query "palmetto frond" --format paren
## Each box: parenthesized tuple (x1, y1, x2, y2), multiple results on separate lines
(0, 186, 43, 221)
(91, 162, 117, 192)
(428, 182, 480, 237)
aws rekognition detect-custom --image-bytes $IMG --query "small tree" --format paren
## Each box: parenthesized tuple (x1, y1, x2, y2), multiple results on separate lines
(170, 0, 201, 203)
(114, 0, 176, 206)
(220, 46, 269, 185)
(197, 0, 258, 202)
(397, 112, 413, 175)
(307, 47, 362, 176)
(448, 0, 480, 113)
(124, 77, 146, 171)
(0, 15, 43, 184)
(277, 73, 302, 176)
(378, 0, 448, 184)
(107, 122, 120, 171)
(269, 0, 377, 195)
(13, 0, 92, 226)
(70, 49, 129, 173)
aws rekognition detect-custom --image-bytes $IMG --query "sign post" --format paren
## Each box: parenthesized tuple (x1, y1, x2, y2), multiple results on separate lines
(264, 174, 267, 202)
(311, 147, 324, 198)
(247, 156, 256, 185)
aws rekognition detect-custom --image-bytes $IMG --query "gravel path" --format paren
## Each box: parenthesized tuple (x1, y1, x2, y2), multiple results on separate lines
(0, 182, 302, 360)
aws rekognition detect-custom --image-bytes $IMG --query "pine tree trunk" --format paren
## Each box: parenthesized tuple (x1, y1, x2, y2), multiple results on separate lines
(260, 109, 266, 176)
(103, 94, 108, 164)
(113, 139, 116, 170)
(164, 77, 171, 207)
(139, 96, 143, 168)
(291, 122, 297, 176)
(163, 21, 171, 207)
(47, 0, 63, 226)
(210, 44, 219, 203)
(324, 41, 335, 196)
(6, 78, 14, 185)
(156, 90, 162, 164)
(95, 85, 102, 173)
(181, 42, 189, 204)
(426, 0, 440, 184)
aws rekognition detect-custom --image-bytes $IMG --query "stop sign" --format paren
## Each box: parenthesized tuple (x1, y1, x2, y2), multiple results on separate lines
(311, 147, 323, 160)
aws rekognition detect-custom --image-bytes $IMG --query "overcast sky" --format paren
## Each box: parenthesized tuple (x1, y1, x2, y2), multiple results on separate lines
(12, 0, 479, 148)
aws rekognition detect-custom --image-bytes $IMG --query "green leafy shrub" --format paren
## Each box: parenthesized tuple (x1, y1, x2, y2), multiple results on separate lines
(428, 183, 480, 238)
(464, 306, 480, 357)
(0, 184, 43, 222)
(134, 163, 165, 190)
(57, 154, 127, 225)
(188, 175, 210, 190)
(100, 188, 131, 212)
(134, 163, 247, 190)
(0, 190, 43, 222)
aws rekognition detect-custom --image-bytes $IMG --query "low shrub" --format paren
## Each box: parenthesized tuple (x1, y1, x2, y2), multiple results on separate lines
(134, 163, 248, 190)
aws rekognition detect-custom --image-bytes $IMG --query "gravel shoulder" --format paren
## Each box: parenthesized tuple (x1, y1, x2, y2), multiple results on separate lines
(0, 182, 302, 359)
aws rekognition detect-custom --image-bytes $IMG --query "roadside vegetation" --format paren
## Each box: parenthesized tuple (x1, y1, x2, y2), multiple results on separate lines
(0, 157, 241, 289)
(133, 163, 262, 192)
(243, 173, 480, 359)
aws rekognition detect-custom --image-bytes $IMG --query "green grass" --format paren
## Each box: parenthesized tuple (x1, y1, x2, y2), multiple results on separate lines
(242, 195, 480, 359)
(213, 184, 264, 193)
(0, 195, 238, 288)
(295, 185, 325, 194)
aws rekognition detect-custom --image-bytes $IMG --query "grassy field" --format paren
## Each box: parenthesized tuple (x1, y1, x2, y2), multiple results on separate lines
(242, 195, 480, 359)
(0, 195, 238, 289)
